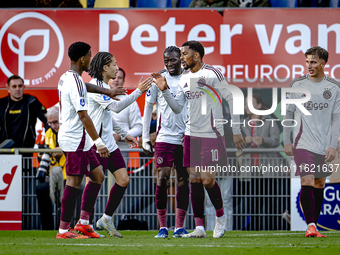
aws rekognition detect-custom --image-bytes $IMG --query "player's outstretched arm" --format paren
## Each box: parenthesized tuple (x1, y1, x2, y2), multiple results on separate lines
(151, 72, 185, 114)
(142, 101, 154, 156)
(78, 110, 109, 158)
(85, 82, 125, 101)
(151, 73, 168, 91)
(137, 77, 153, 93)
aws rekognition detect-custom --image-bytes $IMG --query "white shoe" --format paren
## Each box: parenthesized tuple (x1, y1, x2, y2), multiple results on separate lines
(96, 216, 123, 238)
(213, 214, 227, 238)
(182, 227, 207, 238)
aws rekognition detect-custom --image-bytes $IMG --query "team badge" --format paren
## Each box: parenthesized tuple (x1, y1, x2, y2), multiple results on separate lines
(157, 157, 163, 164)
(103, 95, 110, 101)
(323, 89, 332, 100)
(80, 98, 85, 106)
(197, 77, 206, 87)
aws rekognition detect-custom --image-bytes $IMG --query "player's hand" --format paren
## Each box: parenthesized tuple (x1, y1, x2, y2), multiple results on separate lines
(253, 136, 263, 145)
(137, 77, 153, 93)
(125, 135, 138, 148)
(94, 138, 110, 158)
(151, 73, 168, 91)
(106, 86, 126, 101)
(325, 147, 336, 163)
(233, 134, 246, 151)
(142, 138, 154, 157)
(113, 133, 121, 142)
(284, 144, 294, 156)
(245, 136, 252, 144)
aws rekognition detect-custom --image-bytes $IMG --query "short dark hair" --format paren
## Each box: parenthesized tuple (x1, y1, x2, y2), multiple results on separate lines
(164, 46, 181, 58)
(182, 40, 205, 60)
(68, 41, 91, 62)
(7, 75, 24, 86)
(118, 68, 125, 81)
(305, 46, 329, 63)
(88, 52, 113, 81)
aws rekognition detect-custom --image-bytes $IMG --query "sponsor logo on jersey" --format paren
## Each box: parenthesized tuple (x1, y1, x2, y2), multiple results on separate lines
(80, 98, 85, 107)
(304, 101, 328, 110)
(103, 95, 110, 101)
(296, 184, 340, 230)
(185, 91, 204, 100)
(323, 89, 332, 100)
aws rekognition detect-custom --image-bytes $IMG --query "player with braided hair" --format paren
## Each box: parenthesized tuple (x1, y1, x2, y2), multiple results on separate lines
(86, 51, 152, 237)
(143, 46, 189, 238)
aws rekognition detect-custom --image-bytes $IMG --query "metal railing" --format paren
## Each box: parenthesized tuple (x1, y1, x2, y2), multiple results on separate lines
(0, 148, 291, 231)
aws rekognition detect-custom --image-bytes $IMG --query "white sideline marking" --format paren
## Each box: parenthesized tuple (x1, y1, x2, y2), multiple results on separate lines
(0, 243, 329, 248)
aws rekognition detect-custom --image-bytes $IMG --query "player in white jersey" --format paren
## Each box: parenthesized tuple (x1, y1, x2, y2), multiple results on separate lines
(143, 46, 189, 238)
(283, 46, 340, 238)
(152, 40, 246, 238)
(56, 42, 112, 239)
(86, 51, 152, 237)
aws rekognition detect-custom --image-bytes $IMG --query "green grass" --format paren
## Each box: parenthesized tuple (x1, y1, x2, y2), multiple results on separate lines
(0, 230, 339, 255)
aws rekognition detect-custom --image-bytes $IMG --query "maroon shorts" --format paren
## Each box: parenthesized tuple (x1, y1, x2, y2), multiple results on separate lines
(183, 135, 227, 168)
(294, 149, 332, 178)
(96, 148, 126, 174)
(65, 145, 101, 176)
(154, 142, 185, 171)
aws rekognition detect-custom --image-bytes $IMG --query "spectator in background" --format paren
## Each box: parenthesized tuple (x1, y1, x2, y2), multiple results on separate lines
(36, 104, 65, 230)
(0, 75, 49, 157)
(0, 74, 49, 230)
(109, 68, 143, 149)
(238, 93, 281, 230)
(227, 0, 271, 7)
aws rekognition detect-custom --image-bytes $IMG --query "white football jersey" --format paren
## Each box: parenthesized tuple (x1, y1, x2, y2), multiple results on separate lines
(87, 79, 118, 153)
(287, 74, 340, 155)
(58, 70, 92, 152)
(145, 69, 186, 145)
(172, 64, 233, 138)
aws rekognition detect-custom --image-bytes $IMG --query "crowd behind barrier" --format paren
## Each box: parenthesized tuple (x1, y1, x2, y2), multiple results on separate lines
(0, 147, 290, 231)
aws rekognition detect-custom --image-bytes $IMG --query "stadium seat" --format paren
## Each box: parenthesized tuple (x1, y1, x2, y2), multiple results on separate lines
(178, 0, 192, 7)
(330, 0, 340, 7)
(136, 0, 172, 7)
(269, 0, 297, 7)
(94, 0, 129, 8)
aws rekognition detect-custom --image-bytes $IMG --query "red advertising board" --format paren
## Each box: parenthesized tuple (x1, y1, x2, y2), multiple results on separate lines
(0, 8, 339, 94)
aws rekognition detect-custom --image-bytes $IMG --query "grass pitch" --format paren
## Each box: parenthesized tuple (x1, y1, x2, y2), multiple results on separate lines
(0, 230, 339, 255)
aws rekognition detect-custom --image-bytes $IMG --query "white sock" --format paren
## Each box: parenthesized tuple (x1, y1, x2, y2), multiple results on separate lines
(59, 228, 68, 234)
(80, 219, 89, 225)
(196, 226, 205, 232)
(174, 227, 183, 232)
(160, 227, 168, 230)
(103, 213, 112, 220)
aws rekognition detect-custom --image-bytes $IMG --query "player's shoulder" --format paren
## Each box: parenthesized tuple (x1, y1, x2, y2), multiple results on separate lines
(289, 74, 308, 87)
(158, 68, 167, 77)
(325, 75, 340, 89)
(202, 64, 225, 82)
